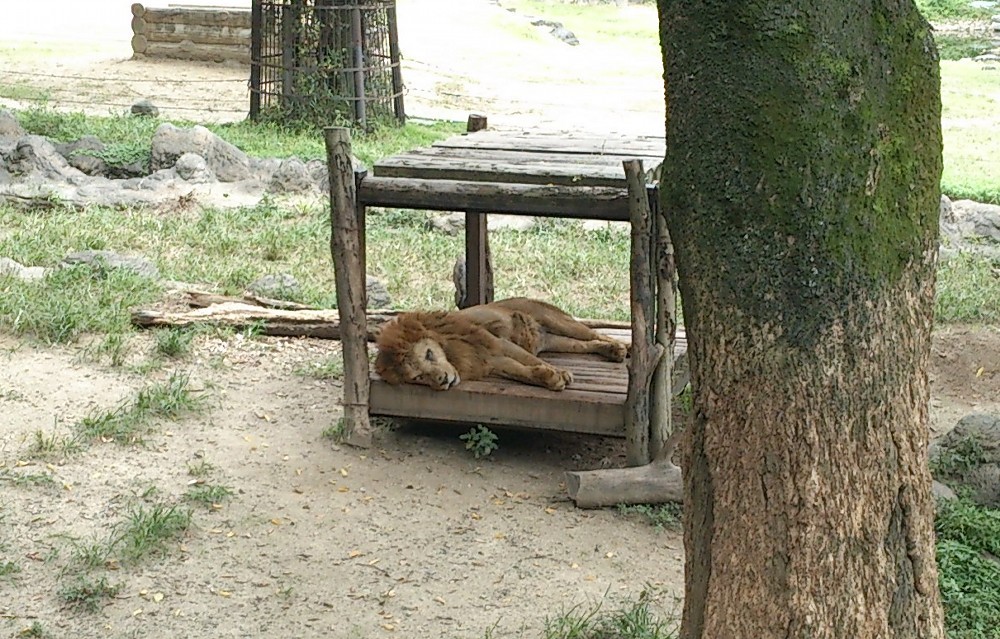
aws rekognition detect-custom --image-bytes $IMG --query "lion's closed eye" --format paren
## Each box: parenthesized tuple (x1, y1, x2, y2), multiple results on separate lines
(424, 348, 435, 362)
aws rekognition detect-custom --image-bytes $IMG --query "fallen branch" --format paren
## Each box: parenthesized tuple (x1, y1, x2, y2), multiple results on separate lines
(565, 460, 682, 508)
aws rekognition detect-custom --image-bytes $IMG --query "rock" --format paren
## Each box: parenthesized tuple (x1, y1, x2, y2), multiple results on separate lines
(932, 480, 957, 502)
(0, 110, 26, 138)
(930, 413, 1000, 508)
(130, 99, 160, 118)
(0, 257, 26, 278)
(452, 254, 494, 309)
(150, 123, 251, 182)
(5, 136, 87, 183)
(54, 136, 108, 177)
(174, 153, 214, 183)
(268, 157, 316, 194)
(552, 26, 580, 46)
(61, 250, 160, 280)
(582, 220, 629, 233)
(530, 18, 562, 28)
(940, 194, 954, 224)
(247, 273, 301, 301)
(366, 275, 392, 309)
(427, 211, 464, 235)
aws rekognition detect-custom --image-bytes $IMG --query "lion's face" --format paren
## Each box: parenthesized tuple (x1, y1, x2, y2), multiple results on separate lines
(376, 337, 461, 391)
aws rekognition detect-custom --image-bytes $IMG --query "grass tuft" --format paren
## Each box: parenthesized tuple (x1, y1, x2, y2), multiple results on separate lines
(936, 498, 1000, 638)
(57, 576, 122, 613)
(155, 327, 195, 359)
(935, 253, 1000, 323)
(542, 589, 677, 639)
(184, 483, 234, 508)
(616, 503, 682, 531)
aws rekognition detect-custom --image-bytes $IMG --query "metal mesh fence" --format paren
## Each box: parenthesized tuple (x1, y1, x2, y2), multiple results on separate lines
(250, 0, 404, 127)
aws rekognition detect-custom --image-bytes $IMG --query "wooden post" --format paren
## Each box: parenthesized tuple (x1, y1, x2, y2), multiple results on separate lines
(324, 127, 371, 445)
(649, 187, 676, 460)
(462, 114, 494, 308)
(387, 1, 406, 124)
(623, 160, 664, 466)
(249, 0, 262, 119)
(350, 6, 367, 128)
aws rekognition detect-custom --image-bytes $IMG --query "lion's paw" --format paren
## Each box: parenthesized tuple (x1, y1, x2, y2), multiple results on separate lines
(538, 365, 572, 391)
(599, 340, 628, 363)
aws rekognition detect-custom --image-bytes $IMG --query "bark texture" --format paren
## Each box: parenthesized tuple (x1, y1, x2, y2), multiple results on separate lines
(658, 1, 945, 637)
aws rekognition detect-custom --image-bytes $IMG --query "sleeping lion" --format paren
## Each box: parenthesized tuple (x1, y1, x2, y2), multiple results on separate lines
(374, 297, 628, 392)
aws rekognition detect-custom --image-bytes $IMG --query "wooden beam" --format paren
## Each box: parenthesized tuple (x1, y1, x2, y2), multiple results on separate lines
(565, 460, 683, 508)
(624, 159, 664, 467)
(325, 127, 372, 445)
(650, 188, 677, 460)
(463, 114, 493, 308)
(358, 177, 633, 220)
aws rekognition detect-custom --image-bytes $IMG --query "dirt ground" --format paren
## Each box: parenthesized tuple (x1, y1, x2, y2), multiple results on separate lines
(1, 1, 999, 637)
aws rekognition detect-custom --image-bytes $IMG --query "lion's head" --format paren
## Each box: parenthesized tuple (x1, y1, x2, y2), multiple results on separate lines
(374, 314, 461, 391)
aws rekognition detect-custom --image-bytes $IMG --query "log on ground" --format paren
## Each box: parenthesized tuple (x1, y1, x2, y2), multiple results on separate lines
(566, 460, 683, 508)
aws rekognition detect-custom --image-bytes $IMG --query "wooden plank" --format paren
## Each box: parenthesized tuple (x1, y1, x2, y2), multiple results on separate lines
(433, 132, 666, 157)
(370, 379, 625, 436)
(141, 6, 251, 28)
(386, 146, 663, 169)
(358, 177, 631, 220)
(374, 154, 631, 187)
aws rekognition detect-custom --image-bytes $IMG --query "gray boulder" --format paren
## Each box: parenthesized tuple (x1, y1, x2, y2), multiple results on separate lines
(366, 275, 392, 309)
(174, 153, 214, 183)
(61, 250, 160, 280)
(0, 257, 46, 281)
(0, 110, 26, 138)
(247, 273, 301, 301)
(951, 199, 1000, 244)
(54, 136, 108, 176)
(930, 413, 1000, 508)
(268, 157, 316, 194)
(131, 99, 160, 118)
(5, 136, 87, 183)
(150, 123, 251, 182)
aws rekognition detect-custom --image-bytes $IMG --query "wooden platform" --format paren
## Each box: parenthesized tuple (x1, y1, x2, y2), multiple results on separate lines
(369, 328, 687, 436)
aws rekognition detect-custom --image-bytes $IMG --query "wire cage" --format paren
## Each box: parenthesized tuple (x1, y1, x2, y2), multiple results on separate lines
(250, 0, 405, 127)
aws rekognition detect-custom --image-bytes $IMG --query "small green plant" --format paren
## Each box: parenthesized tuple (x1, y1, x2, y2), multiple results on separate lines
(931, 436, 987, 479)
(0, 559, 22, 579)
(155, 327, 195, 359)
(321, 418, 347, 441)
(617, 503, 683, 531)
(25, 427, 82, 459)
(184, 483, 234, 507)
(542, 588, 678, 639)
(460, 425, 499, 459)
(113, 501, 192, 563)
(0, 468, 56, 487)
(18, 621, 51, 638)
(82, 331, 132, 367)
(58, 576, 122, 612)
(297, 356, 344, 380)
(936, 499, 1000, 638)
(187, 458, 216, 477)
(70, 536, 114, 570)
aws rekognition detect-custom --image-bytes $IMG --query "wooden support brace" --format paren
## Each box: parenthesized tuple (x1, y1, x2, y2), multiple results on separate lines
(623, 159, 664, 467)
(649, 187, 677, 460)
(325, 127, 372, 446)
(462, 114, 494, 308)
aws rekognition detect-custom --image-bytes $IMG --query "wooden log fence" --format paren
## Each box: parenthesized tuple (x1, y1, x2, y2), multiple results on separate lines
(131, 3, 251, 64)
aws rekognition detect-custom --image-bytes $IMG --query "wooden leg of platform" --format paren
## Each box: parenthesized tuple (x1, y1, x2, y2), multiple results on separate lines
(325, 127, 372, 446)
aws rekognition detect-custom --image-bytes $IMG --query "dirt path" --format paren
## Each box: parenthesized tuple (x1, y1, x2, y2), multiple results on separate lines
(1, 325, 998, 637)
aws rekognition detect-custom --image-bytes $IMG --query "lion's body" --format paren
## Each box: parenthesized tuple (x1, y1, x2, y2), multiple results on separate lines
(374, 298, 628, 391)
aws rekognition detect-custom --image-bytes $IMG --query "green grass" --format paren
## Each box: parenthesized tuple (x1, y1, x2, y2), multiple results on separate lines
(916, 0, 997, 21)
(57, 575, 122, 613)
(113, 501, 192, 562)
(935, 253, 1000, 323)
(617, 503, 682, 531)
(0, 558, 21, 580)
(0, 468, 56, 488)
(0, 264, 161, 344)
(18, 621, 51, 638)
(155, 327, 196, 359)
(184, 483, 234, 507)
(935, 498, 1000, 638)
(76, 371, 205, 444)
(540, 590, 677, 639)
(296, 355, 345, 380)
(935, 34, 995, 61)
(940, 61, 1000, 204)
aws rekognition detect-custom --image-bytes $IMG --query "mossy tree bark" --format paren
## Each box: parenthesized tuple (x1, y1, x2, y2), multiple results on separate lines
(657, 1, 946, 637)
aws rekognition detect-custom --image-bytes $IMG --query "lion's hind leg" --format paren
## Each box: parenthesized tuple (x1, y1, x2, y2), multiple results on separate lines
(539, 334, 628, 363)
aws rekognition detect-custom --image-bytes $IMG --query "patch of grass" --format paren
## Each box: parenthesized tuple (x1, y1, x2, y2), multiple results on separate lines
(70, 537, 114, 570)
(321, 418, 347, 441)
(0, 263, 161, 344)
(0, 81, 52, 103)
(616, 503, 682, 531)
(931, 435, 989, 479)
(935, 34, 995, 61)
(916, 0, 996, 21)
(155, 327, 196, 359)
(935, 253, 1000, 323)
(113, 501, 192, 563)
(936, 499, 1000, 638)
(76, 372, 206, 444)
(25, 425, 83, 459)
(18, 621, 51, 638)
(187, 458, 216, 477)
(184, 483, 234, 507)
(0, 558, 22, 580)
(940, 61, 1000, 205)
(81, 331, 132, 367)
(297, 355, 344, 380)
(0, 468, 57, 488)
(460, 425, 499, 459)
(57, 575, 122, 613)
(542, 589, 677, 639)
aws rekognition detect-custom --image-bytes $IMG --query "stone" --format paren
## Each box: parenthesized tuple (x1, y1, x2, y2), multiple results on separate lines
(55, 136, 108, 177)
(174, 153, 214, 183)
(427, 211, 464, 235)
(61, 250, 160, 280)
(551, 26, 580, 46)
(150, 123, 251, 182)
(0, 110, 26, 138)
(930, 413, 1000, 508)
(268, 157, 316, 194)
(247, 273, 301, 301)
(131, 99, 160, 118)
(0, 257, 25, 277)
(5, 136, 87, 183)
(931, 480, 957, 502)
(427, 212, 537, 235)
(366, 275, 392, 309)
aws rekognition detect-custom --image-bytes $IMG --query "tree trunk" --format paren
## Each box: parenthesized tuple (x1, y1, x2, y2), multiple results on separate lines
(658, 1, 945, 638)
